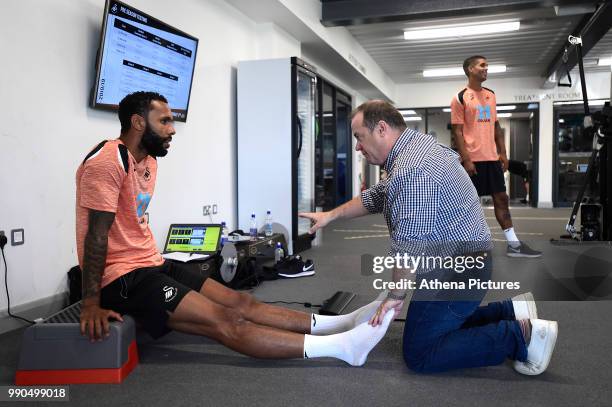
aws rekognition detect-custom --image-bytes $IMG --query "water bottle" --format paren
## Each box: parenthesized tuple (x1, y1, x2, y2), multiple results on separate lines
(249, 213, 258, 239)
(220, 221, 229, 247)
(274, 242, 285, 262)
(264, 210, 273, 237)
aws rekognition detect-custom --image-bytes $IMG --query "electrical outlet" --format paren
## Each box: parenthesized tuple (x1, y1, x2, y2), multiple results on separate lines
(11, 228, 24, 246)
(203, 204, 219, 216)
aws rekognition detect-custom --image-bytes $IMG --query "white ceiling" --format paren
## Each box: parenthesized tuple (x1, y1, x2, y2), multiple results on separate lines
(227, 0, 612, 98)
(333, 3, 612, 84)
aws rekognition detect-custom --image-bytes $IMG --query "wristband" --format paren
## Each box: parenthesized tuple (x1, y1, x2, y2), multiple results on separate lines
(387, 291, 407, 301)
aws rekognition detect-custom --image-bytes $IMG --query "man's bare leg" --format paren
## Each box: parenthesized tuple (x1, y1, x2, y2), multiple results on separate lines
(168, 291, 304, 358)
(167, 291, 394, 364)
(199, 279, 311, 333)
(492, 191, 512, 230)
(199, 279, 382, 335)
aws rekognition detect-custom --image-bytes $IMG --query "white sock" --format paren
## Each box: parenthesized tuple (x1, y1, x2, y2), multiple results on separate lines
(303, 311, 394, 366)
(310, 300, 382, 335)
(504, 227, 521, 248)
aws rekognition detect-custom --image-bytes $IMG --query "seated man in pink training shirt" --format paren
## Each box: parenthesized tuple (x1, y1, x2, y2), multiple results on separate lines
(76, 91, 393, 366)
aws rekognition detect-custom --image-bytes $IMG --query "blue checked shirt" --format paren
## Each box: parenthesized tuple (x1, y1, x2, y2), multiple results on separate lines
(361, 129, 492, 257)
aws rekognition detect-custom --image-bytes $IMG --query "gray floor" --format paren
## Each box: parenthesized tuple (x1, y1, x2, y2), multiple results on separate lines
(1, 207, 611, 407)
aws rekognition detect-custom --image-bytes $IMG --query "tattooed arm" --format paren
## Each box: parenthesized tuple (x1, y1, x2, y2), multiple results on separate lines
(80, 209, 123, 341)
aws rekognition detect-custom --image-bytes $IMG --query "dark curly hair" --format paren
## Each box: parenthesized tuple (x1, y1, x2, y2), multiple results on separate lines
(118, 91, 168, 132)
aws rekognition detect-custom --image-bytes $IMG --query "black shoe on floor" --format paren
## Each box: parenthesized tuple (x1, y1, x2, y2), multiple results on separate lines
(507, 242, 542, 258)
(277, 257, 315, 278)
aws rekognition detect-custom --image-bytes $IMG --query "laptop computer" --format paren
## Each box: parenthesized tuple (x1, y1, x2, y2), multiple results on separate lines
(163, 223, 222, 256)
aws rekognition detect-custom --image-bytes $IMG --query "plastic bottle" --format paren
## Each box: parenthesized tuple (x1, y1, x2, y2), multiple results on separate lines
(249, 213, 258, 239)
(220, 221, 229, 247)
(274, 242, 285, 262)
(264, 210, 273, 237)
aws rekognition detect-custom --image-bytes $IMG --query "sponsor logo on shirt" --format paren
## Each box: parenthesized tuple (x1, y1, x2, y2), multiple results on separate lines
(477, 105, 491, 122)
(136, 192, 151, 217)
(144, 167, 151, 181)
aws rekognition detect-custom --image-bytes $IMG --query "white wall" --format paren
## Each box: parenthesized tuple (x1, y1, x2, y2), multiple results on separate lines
(279, 0, 396, 101)
(0, 0, 365, 319)
(394, 72, 611, 208)
(254, 23, 301, 59)
(538, 99, 554, 208)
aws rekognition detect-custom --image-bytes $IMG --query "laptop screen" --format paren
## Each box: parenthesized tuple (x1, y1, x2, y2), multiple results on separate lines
(163, 224, 221, 254)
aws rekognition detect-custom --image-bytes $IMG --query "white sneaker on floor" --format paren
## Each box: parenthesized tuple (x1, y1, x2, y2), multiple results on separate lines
(512, 292, 538, 320)
(514, 319, 558, 376)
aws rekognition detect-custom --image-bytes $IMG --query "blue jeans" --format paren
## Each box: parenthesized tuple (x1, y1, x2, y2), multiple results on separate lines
(402, 254, 528, 373)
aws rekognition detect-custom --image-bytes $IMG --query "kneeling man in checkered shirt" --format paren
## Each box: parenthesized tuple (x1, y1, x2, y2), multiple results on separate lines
(300, 100, 558, 376)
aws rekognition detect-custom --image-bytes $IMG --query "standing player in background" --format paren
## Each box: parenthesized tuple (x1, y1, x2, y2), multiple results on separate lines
(451, 56, 541, 258)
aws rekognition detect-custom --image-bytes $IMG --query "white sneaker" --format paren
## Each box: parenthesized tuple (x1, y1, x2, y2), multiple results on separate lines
(512, 292, 538, 320)
(513, 319, 558, 376)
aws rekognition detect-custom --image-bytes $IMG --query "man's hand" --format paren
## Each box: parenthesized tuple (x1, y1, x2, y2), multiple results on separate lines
(462, 159, 477, 176)
(499, 153, 509, 172)
(369, 298, 404, 326)
(80, 299, 123, 342)
(298, 211, 334, 234)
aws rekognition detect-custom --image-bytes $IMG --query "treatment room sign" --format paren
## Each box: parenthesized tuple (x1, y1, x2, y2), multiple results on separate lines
(511, 71, 609, 103)
(513, 91, 582, 102)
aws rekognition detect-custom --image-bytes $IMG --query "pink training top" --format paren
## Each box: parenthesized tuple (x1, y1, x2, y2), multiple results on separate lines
(450, 86, 499, 162)
(76, 139, 163, 288)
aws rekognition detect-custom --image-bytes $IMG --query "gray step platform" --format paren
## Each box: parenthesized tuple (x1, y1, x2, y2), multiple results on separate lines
(15, 302, 139, 385)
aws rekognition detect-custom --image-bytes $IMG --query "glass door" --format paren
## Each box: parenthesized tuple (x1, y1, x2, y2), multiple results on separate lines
(315, 79, 353, 210)
(553, 102, 604, 206)
(320, 82, 335, 210)
(335, 91, 352, 206)
(295, 67, 316, 241)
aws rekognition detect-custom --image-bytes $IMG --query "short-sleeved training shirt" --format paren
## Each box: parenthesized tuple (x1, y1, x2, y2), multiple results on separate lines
(450, 86, 498, 162)
(76, 139, 163, 288)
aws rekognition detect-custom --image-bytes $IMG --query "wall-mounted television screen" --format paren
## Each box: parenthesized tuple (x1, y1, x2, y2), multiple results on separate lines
(91, 0, 198, 122)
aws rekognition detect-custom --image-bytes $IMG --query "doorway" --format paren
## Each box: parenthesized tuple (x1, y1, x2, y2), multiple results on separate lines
(315, 79, 353, 210)
(552, 100, 607, 207)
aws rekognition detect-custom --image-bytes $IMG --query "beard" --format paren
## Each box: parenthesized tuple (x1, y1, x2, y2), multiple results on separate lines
(140, 122, 168, 157)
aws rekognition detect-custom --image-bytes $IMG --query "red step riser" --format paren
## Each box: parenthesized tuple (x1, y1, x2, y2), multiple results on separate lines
(15, 341, 139, 385)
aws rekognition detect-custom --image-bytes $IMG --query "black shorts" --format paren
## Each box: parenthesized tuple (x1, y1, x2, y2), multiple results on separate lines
(508, 160, 528, 181)
(100, 261, 208, 339)
(470, 161, 506, 196)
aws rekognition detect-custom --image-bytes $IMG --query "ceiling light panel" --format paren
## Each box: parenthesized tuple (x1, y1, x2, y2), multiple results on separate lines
(405, 21, 520, 40)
